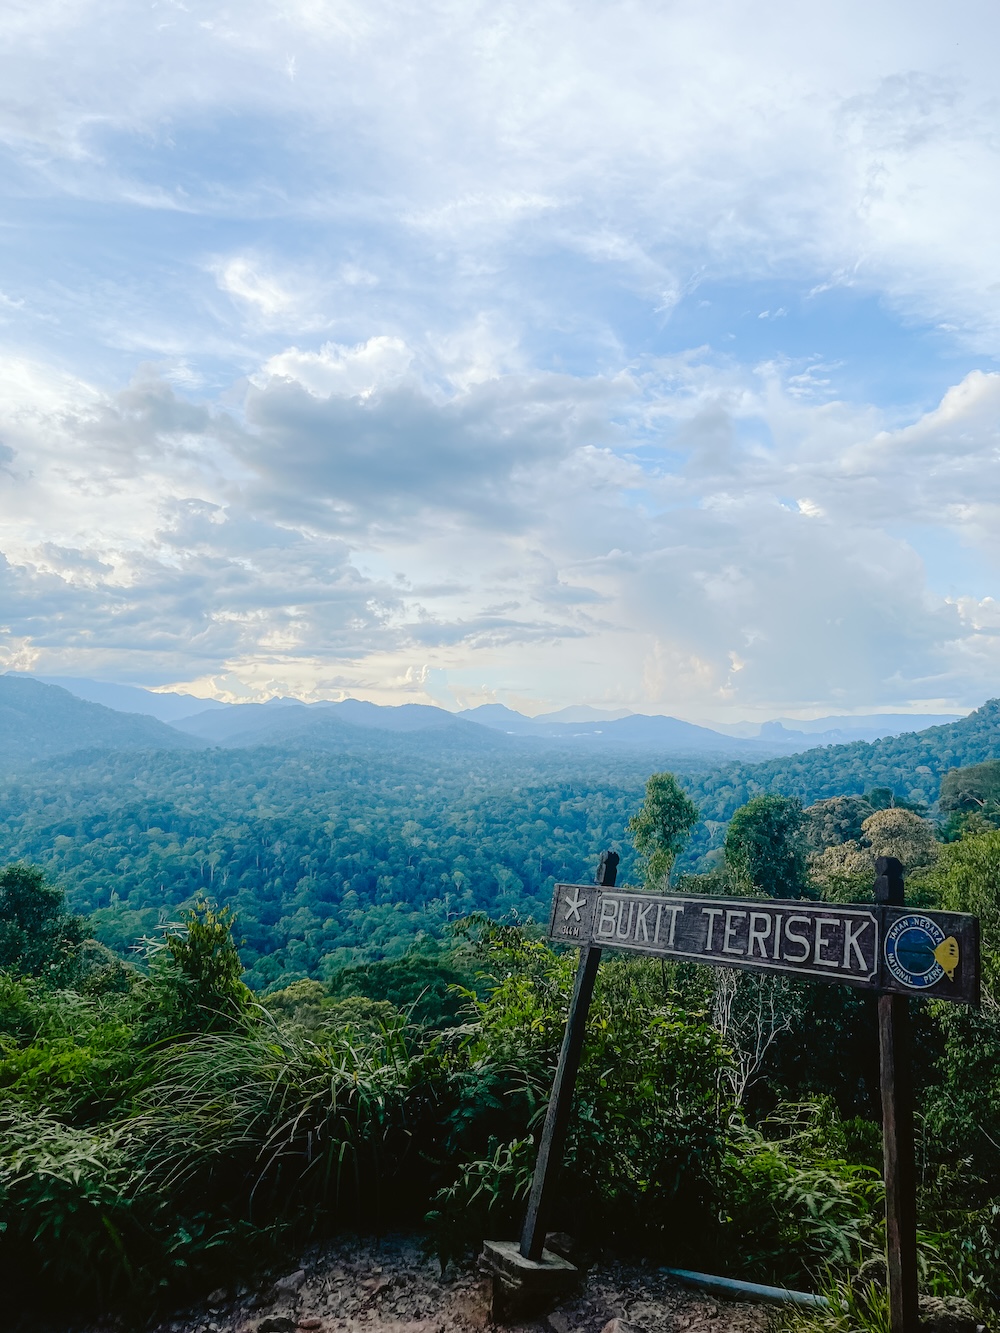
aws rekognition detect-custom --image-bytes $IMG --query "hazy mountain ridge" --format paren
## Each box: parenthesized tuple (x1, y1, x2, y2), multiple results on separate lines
(457, 702, 764, 751)
(0, 675, 205, 767)
(687, 697, 1000, 825)
(35, 676, 232, 723)
(0, 687, 998, 980)
(2, 673, 974, 766)
(172, 700, 516, 754)
(710, 713, 964, 742)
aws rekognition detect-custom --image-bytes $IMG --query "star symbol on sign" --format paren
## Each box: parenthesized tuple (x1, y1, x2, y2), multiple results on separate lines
(563, 887, 587, 922)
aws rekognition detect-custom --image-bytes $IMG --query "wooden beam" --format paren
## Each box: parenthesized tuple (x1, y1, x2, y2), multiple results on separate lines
(519, 851, 618, 1261)
(875, 856, 919, 1333)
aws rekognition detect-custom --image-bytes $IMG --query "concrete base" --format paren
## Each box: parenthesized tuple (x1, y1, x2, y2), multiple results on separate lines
(479, 1240, 580, 1322)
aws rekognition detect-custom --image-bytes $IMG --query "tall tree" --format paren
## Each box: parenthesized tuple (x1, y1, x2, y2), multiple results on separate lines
(939, 760, 1000, 832)
(627, 771, 699, 890)
(724, 795, 807, 897)
(0, 863, 84, 980)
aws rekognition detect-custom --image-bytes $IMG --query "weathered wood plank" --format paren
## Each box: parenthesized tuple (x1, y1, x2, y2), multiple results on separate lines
(547, 883, 979, 1004)
(519, 852, 618, 1262)
(876, 857, 919, 1333)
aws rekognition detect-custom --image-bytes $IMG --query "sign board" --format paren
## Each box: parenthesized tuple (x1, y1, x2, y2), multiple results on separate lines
(548, 883, 979, 1005)
(512, 857, 981, 1333)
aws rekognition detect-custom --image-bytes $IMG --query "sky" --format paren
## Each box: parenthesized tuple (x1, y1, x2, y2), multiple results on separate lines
(1, 0, 999, 721)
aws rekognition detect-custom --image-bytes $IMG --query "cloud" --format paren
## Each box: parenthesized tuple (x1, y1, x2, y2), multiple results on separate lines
(2, 342, 999, 711)
(260, 336, 412, 398)
(239, 360, 625, 534)
(4, 2, 1000, 345)
(215, 257, 301, 319)
(2, 2, 1000, 713)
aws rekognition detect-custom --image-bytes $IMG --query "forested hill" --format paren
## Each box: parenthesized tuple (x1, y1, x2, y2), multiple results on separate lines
(0, 692, 997, 987)
(0, 674, 204, 766)
(687, 697, 1000, 821)
(0, 744, 653, 987)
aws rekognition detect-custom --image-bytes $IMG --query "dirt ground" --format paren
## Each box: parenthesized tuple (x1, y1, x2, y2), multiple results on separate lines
(124, 1234, 775, 1333)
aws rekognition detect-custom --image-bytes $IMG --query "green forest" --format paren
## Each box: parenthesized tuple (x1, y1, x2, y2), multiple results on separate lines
(1, 704, 1000, 1328)
(2, 699, 999, 989)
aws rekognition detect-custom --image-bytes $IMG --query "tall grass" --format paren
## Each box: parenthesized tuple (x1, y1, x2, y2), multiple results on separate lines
(134, 1013, 435, 1223)
(1, 1011, 446, 1308)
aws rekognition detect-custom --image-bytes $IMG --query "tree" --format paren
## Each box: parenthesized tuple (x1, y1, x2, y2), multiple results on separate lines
(627, 772, 699, 890)
(802, 795, 873, 852)
(711, 969, 803, 1105)
(724, 795, 807, 897)
(861, 806, 936, 869)
(809, 807, 937, 902)
(0, 863, 84, 980)
(924, 829, 1000, 1219)
(866, 786, 895, 811)
(326, 953, 472, 1027)
(939, 761, 1000, 835)
(933, 827, 1000, 992)
(143, 898, 254, 1040)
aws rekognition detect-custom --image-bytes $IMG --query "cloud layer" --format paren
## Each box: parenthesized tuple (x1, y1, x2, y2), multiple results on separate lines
(0, 1, 998, 716)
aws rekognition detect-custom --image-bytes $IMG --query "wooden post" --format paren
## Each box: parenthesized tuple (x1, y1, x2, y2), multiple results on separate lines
(875, 855, 919, 1333)
(519, 850, 619, 1261)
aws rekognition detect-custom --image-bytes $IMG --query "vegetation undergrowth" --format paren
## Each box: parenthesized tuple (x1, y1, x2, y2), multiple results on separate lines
(1, 756, 998, 1327)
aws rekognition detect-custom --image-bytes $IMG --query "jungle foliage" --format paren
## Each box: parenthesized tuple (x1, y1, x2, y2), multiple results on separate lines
(1, 699, 998, 988)
(1, 731, 999, 1325)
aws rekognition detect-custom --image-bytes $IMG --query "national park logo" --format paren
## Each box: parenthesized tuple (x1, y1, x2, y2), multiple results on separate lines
(884, 913, 960, 989)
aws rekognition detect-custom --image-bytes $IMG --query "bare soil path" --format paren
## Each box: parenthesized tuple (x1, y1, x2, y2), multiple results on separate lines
(127, 1235, 773, 1333)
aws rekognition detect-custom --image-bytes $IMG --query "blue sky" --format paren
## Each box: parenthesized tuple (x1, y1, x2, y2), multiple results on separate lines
(1, 0, 999, 719)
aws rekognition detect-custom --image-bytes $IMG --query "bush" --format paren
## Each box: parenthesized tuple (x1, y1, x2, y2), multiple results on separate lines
(0, 1103, 137, 1306)
(0, 863, 84, 982)
(720, 1101, 883, 1286)
(429, 926, 729, 1266)
(326, 951, 474, 1028)
(138, 899, 256, 1044)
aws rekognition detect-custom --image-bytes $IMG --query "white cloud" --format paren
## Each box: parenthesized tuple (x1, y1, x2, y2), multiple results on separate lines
(216, 257, 300, 318)
(1, 346, 998, 713)
(260, 336, 412, 398)
(1, 2, 1000, 713)
(2, 1, 1000, 343)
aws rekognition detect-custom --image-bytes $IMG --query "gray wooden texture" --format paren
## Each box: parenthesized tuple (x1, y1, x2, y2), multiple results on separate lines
(547, 883, 979, 1004)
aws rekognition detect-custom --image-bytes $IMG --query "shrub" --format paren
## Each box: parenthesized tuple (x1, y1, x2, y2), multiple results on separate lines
(0, 1103, 137, 1306)
(139, 900, 256, 1044)
(0, 863, 85, 982)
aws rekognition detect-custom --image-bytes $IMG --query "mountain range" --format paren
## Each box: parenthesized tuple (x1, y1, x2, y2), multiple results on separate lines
(0, 673, 967, 769)
(0, 675, 203, 766)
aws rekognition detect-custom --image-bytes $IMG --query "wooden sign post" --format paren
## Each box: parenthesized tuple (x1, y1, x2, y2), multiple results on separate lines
(519, 850, 618, 1262)
(875, 857, 918, 1333)
(513, 855, 980, 1333)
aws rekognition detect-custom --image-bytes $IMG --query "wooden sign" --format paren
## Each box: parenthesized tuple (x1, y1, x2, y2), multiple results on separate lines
(511, 853, 981, 1333)
(547, 884, 979, 1005)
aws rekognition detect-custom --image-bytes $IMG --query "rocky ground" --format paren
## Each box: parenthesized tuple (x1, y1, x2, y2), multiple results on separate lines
(40, 1235, 776, 1333)
(143, 1235, 772, 1333)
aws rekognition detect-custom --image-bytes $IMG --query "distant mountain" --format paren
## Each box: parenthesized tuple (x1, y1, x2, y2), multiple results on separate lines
(459, 703, 635, 730)
(9, 673, 974, 767)
(34, 675, 231, 723)
(456, 704, 541, 735)
(773, 712, 964, 737)
(174, 696, 765, 758)
(460, 705, 771, 755)
(0, 675, 203, 767)
(687, 698, 1000, 824)
(173, 698, 510, 751)
(330, 699, 481, 733)
(708, 712, 964, 742)
(533, 705, 634, 723)
(530, 712, 760, 751)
